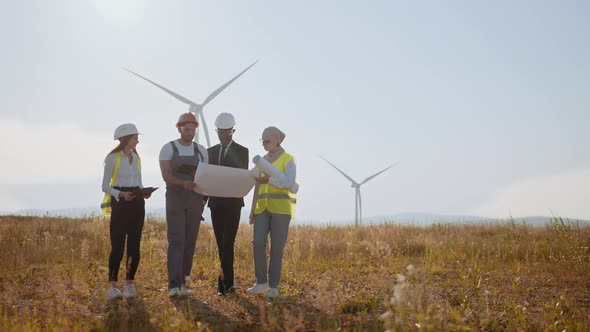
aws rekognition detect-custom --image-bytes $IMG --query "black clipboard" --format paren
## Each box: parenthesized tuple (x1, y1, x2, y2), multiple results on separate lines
(131, 187, 158, 198)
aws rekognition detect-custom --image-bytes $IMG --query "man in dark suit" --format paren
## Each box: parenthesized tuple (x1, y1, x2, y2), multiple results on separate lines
(207, 112, 249, 295)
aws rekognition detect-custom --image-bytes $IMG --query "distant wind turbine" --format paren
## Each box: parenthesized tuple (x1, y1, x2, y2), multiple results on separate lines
(320, 156, 400, 226)
(123, 61, 258, 147)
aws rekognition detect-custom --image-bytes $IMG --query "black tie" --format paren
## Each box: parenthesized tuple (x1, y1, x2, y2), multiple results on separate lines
(219, 144, 227, 164)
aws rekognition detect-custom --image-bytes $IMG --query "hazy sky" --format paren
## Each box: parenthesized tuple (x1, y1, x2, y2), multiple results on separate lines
(1, 0, 589, 222)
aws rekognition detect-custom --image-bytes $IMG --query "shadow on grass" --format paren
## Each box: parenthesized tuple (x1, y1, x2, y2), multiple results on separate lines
(102, 297, 158, 331)
(232, 292, 330, 331)
(171, 296, 257, 331)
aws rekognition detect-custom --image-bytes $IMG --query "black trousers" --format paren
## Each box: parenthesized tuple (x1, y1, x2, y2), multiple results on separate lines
(210, 206, 241, 292)
(109, 195, 145, 282)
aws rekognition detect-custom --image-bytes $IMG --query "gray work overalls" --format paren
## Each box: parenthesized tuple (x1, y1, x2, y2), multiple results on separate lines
(166, 141, 204, 289)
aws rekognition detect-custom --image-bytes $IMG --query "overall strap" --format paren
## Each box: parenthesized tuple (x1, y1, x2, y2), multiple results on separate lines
(193, 142, 204, 162)
(170, 140, 203, 161)
(170, 141, 179, 158)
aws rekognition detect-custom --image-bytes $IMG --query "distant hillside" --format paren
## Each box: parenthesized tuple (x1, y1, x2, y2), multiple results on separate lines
(301, 213, 590, 227)
(365, 212, 589, 227)
(0, 207, 103, 218)
(1, 208, 588, 227)
(368, 212, 496, 225)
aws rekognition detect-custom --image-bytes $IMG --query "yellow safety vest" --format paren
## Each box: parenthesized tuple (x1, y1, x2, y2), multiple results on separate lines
(100, 152, 141, 217)
(254, 152, 297, 218)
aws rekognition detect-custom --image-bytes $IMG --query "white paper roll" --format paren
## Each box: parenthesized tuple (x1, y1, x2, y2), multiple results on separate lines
(252, 155, 299, 193)
(252, 155, 282, 177)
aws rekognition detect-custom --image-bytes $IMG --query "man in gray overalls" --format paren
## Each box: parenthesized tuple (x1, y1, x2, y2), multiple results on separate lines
(158, 112, 209, 297)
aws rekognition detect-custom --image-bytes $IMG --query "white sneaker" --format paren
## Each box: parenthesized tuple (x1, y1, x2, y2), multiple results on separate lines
(266, 287, 279, 298)
(180, 286, 193, 296)
(169, 287, 180, 297)
(123, 284, 137, 298)
(106, 287, 123, 300)
(246, 283, 269, 294)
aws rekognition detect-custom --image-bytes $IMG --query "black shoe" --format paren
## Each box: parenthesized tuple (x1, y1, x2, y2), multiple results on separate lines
(217, 276, 224, 294)
(217, 286, 236, 296)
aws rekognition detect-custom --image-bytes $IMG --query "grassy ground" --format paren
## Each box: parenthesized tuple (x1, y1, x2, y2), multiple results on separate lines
(0, 215, 588, 331)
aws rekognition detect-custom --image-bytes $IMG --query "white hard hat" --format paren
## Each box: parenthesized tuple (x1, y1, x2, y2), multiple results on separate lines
(214, 112, 236, 129)
(114, 123, 140, 140)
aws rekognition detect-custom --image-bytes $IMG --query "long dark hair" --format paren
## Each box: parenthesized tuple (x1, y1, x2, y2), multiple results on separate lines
(105, 134, 140, 160)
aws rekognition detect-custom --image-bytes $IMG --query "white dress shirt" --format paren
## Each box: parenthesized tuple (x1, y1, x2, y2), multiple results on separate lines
(268, 159, 296, 189)
(102, 150, 143, 201)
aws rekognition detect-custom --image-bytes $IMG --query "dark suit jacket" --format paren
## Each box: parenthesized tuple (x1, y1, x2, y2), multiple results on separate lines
(206, 141, 249, 208)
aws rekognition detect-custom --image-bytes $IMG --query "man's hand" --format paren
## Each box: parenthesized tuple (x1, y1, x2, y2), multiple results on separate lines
(183, 180, 197, 191)
(255, 175, 269, 184)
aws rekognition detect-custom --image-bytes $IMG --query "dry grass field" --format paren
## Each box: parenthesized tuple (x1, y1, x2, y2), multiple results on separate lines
(0, 215, 588, 331)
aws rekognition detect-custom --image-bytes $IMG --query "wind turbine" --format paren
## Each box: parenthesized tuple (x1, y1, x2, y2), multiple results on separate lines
(123, 61, 258, 147)
(320, 156, 399, 226)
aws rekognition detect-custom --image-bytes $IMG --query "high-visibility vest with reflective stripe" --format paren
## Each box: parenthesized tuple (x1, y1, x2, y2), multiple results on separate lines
(254, 152, 296, 218)
(100, 152, 141, 217)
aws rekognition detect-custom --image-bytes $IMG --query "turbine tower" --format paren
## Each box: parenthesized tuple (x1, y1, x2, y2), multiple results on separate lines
(123, 61, 257, 147)
(320, 157, 399, 226)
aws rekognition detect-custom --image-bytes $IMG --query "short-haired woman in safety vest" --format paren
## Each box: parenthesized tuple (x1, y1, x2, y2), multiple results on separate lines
(247, 126, 297, 298)
(101, 123, 151, 300)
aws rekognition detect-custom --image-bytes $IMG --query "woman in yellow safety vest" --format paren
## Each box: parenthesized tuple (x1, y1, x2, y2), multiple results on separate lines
(247, 126, 297, 298)
(101, 123, 151, 300)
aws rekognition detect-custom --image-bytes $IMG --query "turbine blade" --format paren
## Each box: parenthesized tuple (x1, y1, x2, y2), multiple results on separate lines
(201, 60, 258, 107)
(319, 156, 358, 185)
(122, 67, 199, 106)
(360, 161, 400, 185)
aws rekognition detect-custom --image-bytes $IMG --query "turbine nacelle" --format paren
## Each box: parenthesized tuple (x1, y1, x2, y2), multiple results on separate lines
(124, 61, 258, 147)
(320, 156, 399, 226)
(189, 104, 203, 113)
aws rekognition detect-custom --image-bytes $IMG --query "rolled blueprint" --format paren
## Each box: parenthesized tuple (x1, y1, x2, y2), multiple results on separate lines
(252, 155, 299, 193)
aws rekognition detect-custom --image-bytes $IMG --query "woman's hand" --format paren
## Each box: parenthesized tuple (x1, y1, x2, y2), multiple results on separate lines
(249, 214, 255, 225)
(255, 175, 269, 184)
(119, 191, 136, 201)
